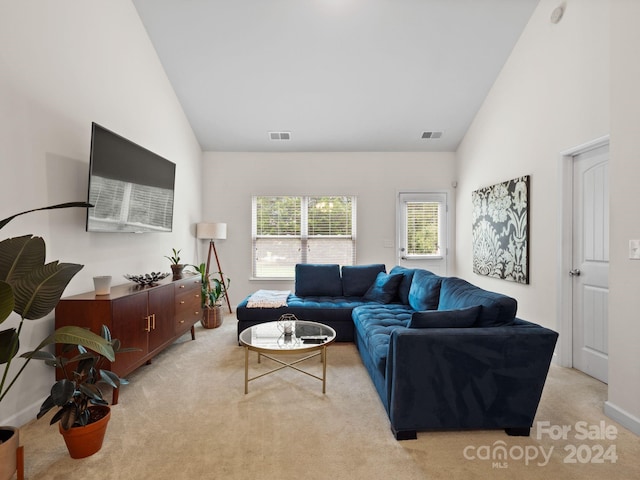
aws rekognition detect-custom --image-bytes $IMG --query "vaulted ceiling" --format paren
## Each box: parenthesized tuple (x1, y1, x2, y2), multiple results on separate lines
(133, 0, 540, 152)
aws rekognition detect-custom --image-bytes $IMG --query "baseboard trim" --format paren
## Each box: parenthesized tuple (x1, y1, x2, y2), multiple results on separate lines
(604, 401, 640, 436)
(1, 396, 46, 428)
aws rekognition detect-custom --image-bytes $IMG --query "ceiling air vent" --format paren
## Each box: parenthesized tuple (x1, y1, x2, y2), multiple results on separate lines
(269, 131, 291, 141)
(421, 131, 443, 139)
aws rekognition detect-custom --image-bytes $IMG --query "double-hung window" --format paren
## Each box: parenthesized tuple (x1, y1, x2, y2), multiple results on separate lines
(252, 195, 356, 278)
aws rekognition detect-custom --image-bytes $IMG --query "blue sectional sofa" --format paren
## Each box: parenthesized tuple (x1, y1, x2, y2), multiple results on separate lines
(236, 263, 558, 440)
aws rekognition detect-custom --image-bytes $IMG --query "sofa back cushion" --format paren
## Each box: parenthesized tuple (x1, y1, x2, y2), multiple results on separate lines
(295, 264, 343, 297)
(408, 305, 481, 328)
(341, 264, 386, 296)
(363, 272, 403, 304)
(408, 269, 442, 311)
(389, 265, 415, 305)
(438, 277, 517, 327)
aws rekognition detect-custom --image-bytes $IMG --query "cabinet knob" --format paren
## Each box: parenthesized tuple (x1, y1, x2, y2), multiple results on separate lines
(195, 294, 200, 298)
(180, 300, 185, 305)
(179, 285, 185, 289)
(179, 320, 185, 324)
(195, 311, 200, 315)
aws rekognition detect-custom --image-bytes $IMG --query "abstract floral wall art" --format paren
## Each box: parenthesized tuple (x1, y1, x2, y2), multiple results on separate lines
(472, 175, 529, 284)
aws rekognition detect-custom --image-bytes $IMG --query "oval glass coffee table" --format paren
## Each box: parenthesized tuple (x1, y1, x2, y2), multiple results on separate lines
(239, 320, 336, 394)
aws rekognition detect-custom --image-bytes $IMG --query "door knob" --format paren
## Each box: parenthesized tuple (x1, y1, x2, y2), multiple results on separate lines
(569, 269, 581, 276)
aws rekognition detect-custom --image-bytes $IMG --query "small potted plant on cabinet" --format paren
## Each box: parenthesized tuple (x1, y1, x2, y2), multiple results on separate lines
(24, 325, 135, 459)
(191, 263, 230, 329)
(165, 248, 185, 278)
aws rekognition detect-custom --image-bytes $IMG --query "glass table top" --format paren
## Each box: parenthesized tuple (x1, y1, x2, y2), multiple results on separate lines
(239, 320, 336, 352)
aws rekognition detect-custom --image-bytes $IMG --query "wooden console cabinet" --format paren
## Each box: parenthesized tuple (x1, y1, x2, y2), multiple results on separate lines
(55, 274, 202, 403)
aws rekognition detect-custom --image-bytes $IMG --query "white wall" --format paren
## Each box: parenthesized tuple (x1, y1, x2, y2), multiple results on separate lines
(0, 1, 202, 426)
(607, 0, 640, 435)
(456, 0, 609, 327)
(202, 152, 456, 304)
(457, 0, 639, 434)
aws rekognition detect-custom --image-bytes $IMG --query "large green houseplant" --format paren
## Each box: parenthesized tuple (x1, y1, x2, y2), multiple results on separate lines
(190, 262, 230, 329)
(0, 203, 115, 477)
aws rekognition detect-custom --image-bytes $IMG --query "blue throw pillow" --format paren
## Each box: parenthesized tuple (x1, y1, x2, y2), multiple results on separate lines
(389, 265, 415, 305)
(295, 264, 343, 296)
(408, 269, 442, 311)
(408, 305, 481, 328)
(363, 272, 403, 304)
(341, 264, 386, 296)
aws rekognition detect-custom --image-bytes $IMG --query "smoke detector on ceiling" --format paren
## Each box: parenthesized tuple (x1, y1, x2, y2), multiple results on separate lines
(269, 131, 291, 141)
(421, 131, 443, 139)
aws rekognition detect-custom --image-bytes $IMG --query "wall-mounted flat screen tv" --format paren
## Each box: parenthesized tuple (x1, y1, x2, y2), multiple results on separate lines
(86, 123, 176, 233)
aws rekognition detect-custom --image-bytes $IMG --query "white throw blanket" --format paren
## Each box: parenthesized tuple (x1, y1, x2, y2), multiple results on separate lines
(246, 289, 291, 308)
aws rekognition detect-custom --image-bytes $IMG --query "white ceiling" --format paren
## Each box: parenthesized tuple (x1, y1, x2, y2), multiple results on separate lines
(132, 0, 540, 152)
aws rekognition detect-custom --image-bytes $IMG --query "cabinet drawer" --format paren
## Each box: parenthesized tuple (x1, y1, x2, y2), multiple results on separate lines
(175, 278, 201, 332)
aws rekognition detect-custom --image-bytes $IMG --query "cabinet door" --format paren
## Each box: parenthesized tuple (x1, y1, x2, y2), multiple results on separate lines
(111, 293, 149, 376)
(148, 284, 175, 352)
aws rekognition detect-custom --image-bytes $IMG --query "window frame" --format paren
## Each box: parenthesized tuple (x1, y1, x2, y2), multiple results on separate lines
(252, 195, 357, 279)
(397, 192, 448, 266)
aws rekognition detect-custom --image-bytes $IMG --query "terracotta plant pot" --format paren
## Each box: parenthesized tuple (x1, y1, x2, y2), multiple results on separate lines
(59, 406, 111, 459)
(201, 305, 223, 329)
(0, 427, 18, 480)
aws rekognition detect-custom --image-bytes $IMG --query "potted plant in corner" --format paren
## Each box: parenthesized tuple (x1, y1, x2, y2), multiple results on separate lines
(24, 324, 134, 459)
(190, 263, 230, 329)
(165, 248, 185, 279)
(0, 203, 115, 479)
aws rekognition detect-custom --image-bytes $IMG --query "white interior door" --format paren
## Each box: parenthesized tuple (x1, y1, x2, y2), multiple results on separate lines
(397, 192, 448, 275)
(572, 145, 609, 383)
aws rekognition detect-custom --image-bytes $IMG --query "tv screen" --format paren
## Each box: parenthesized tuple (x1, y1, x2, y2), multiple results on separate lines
(86, 123, 176, 233)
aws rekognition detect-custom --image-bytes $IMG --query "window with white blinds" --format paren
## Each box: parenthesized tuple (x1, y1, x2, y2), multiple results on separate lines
(406, 201, 441, 256)
(252, 196, 356, 278)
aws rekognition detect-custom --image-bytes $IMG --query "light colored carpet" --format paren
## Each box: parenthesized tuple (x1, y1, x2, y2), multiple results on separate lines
(17, 314, 640, 479)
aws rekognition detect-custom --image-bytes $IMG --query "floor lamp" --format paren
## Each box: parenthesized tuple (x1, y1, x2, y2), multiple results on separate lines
(196, 222, 232, 314)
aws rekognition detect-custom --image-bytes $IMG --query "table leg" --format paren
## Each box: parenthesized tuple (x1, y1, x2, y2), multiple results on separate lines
(244, 346, 249, 394)
(322, 346, 327, 394)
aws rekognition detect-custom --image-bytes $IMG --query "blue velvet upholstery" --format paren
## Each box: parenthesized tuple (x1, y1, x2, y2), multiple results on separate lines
(384, 319, 558, 436)
(389, 266, 415, 305)
(439, 277, 517, 327)
(408, 305, 481, 328)
(353, 304, 413, 372)
(237, 264, 558, 440)
(363, 272, 403, 303)
(295, 263, 342, 296)
(237, 294, 369, 341)
(341, 264, 386, 296)
(408, 269, 442, 311)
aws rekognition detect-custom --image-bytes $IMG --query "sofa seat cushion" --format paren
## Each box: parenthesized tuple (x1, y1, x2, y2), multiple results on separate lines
(438, 277, 517, 327)
(352, 304, 414, 375)
(237, 294, 369, 323)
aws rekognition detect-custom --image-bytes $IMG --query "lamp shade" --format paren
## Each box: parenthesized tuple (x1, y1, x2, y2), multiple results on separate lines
(196, 222, 227, 240)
